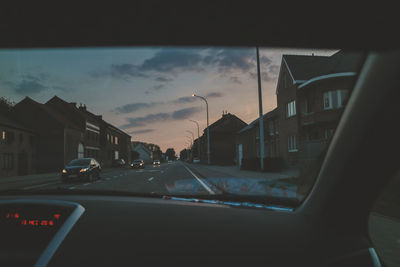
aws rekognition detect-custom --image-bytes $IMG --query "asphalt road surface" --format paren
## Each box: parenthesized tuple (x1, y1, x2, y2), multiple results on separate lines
(0, 161, 214, 195)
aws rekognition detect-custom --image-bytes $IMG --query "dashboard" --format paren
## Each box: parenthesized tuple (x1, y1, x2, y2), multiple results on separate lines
(0, 195, 378, 266)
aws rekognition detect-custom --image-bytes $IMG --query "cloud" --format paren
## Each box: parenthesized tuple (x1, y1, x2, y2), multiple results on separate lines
(114, 102, 161, 114)
(206, 92, 223, 98)
(120, 113, 171, 129)
(172, 96, 197, 104)
(172, 107, 201, 119)
(151, 84, 165, 91)
(155, 76, 173, 82)
(140, 48, 205, 74)
(14, 79, 48, 94)
(128, 129, 154, 134)
(110, 63, 147, 78)
(120, 106, 202, 129)
(229, 76, 242, 84)
(92, 48, 278, 84)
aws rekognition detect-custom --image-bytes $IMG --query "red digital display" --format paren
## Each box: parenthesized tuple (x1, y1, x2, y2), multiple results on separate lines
(4, 211, 61, 228)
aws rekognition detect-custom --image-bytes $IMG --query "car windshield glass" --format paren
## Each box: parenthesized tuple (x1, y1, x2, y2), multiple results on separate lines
(67, 159, 90, 167)
(0, 47, 364, 207)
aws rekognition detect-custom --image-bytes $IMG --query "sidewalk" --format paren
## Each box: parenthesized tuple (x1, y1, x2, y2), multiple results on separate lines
(186, 163, 301, 199)
(188, 163, 299, 180)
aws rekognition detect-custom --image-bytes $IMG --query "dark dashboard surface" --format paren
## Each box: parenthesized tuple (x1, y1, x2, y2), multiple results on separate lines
(0, 194, 373, 266)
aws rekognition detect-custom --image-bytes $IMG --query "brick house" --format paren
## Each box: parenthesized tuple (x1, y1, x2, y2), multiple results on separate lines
(275, 50, 363, 166)
(13, 97, 83, 173)
(0, 112, 36, 178)
(235, 50, 363, 169)
(235, 108, 279, 168)
(102, 121, 131, 166)
(47, 96, 131, 167)
(199, 112, 247, 165)
(46, 96, 102, 160)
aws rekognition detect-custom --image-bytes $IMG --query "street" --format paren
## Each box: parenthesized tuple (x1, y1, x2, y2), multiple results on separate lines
(0, 161, 216, 195)
(0, 161, 299, 199)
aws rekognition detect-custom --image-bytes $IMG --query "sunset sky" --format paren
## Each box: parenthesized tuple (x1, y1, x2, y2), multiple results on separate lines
(0, 47, 336, 153)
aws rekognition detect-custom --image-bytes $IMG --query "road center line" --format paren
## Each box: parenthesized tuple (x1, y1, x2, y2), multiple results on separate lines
(23, 182, 59, 190)
(148, 177, 154, 181)
(83, 183, 90, 186)
(182, 164, 215, 195)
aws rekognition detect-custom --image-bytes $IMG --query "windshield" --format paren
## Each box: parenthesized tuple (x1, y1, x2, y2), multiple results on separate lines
(67, 159, 90, 167)
(0, 47, 364, 207)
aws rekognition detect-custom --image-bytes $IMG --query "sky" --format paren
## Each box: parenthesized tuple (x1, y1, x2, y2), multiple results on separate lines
(0, 47, 336, 153)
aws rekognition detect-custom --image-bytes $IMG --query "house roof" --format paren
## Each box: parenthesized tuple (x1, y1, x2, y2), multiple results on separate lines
(206, 113, 247, 133)
(238, 108, 278, 134)
(133, 143, 152, 154)
(16, 97, 80, 130)
(282, 50, 363, 83)
(47, 96, 130, 137)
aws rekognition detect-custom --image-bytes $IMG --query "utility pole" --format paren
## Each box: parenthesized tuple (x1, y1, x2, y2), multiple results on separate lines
(256, 46, 265, 170)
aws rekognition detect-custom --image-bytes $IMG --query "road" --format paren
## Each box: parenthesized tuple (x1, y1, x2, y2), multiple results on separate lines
(0, 161, 215, 195)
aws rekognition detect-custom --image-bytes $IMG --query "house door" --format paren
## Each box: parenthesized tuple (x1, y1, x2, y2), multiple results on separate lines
(17, 151, 28, 176)
(238, 144, 243, 168)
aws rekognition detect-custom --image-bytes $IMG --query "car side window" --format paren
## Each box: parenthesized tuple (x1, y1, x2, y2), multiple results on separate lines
(369, 169, 400, 267)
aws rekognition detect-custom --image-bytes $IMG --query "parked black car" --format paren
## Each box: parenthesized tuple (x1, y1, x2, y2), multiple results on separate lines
(131, 159, 145, 169)
(61, 158, 101, 183)
(112, 159, 126, 168)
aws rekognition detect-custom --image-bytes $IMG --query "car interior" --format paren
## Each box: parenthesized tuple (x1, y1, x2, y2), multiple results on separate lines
(0, 3, 399, 266)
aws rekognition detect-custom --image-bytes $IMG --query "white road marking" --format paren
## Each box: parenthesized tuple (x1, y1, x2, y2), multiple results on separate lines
(23, 182, 59, 190)
(83, 183, 90, 186)
(113, 176, 117, 178)
(68, 186, 76, 189)
(182, 164, 215, 195)
(148, 177, 154, 181)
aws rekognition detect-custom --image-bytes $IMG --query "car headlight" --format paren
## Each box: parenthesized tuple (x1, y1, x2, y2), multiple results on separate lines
(80, 168, 88, 173)
(62, 169, 67, 173)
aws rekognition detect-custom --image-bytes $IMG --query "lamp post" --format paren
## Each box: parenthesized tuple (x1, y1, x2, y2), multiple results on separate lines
(192, 93, 210, 164)
(189, 120, 201, 159)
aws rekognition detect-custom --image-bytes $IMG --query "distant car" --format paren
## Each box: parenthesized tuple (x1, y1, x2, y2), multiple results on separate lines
(153, 160, 160, 166)
(131, 159, 144, 169)
(61, 158, 101, 183)
(112, 159, 126, 167)
(193, 158, 200, 163)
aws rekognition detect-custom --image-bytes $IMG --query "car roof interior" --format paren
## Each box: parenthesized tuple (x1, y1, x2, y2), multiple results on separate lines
(0, 3, 399, 266)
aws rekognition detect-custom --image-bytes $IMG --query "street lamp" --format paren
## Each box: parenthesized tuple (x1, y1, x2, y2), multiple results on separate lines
(192, 93, 210, 164)
(186, 135, 193, 146)
(189, 120, 201, 160)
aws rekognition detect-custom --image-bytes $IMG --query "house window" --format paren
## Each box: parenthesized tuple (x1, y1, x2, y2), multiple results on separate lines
(287, 100, 296, 118)
(323, 90, 349, 110)
(115, 136, 118, 145)
(114, 151, 119, 160)
(288, 135, 297, 152)
(107, 134, 110, 142)
(2, 153, 14, 170)
(1, 130, 15, 144)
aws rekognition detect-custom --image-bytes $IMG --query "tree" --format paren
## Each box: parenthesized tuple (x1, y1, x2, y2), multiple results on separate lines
(165, 148, 176, 161)
(0, 97, 14, 113)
